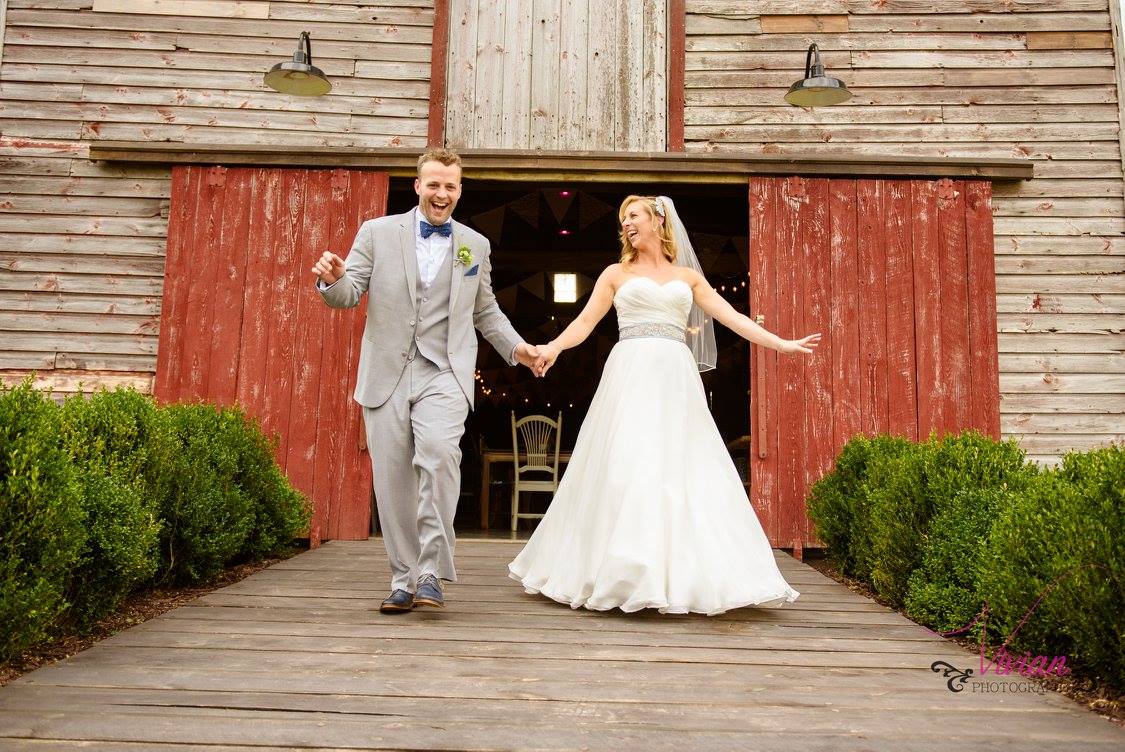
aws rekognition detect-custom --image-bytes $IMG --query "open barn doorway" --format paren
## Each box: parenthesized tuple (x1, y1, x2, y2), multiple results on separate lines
(386, 179, 752, 536)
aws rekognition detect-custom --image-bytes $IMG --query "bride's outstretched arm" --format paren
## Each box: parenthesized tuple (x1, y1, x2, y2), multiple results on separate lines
(534, 266, 618, 376)
(687, 270, 821, 354)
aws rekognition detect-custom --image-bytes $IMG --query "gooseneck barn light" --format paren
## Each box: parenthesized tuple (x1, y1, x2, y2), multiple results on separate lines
(784, 43, 852, 107)
(264, 32, 332, 96)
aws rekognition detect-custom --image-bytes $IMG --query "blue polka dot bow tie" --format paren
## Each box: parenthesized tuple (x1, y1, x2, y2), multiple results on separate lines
(420, 220, 452, 238)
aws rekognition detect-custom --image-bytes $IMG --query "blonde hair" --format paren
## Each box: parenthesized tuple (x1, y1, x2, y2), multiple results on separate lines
(416, 147, 462, 176)
(618, 195, 677, 264)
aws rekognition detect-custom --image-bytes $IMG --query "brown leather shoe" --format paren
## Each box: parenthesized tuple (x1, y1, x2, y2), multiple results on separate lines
(379, 589, 414, 613)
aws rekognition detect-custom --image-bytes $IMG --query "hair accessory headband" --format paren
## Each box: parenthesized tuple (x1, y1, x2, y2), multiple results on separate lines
(653, 197, 666, 218)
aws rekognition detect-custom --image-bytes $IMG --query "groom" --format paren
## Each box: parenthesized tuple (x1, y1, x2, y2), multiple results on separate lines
(312, 148, 539, 613)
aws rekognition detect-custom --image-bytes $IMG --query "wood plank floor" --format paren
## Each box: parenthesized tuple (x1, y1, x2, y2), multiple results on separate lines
(1, 538, 1121, 751)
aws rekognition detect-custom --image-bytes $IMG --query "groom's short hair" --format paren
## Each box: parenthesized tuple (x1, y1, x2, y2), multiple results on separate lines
(417, 148, 462, 175)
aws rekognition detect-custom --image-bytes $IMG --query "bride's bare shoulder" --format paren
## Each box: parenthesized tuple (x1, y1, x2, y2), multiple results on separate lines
(599, 263, 627, 285)
(678, 267, 706, 287)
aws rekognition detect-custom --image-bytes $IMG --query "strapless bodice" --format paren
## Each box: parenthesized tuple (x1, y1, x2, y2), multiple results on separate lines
(613, 276, 692, 331)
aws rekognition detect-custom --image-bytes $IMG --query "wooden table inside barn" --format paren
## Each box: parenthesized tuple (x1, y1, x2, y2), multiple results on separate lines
(0, 538, 1121, 751)
(479, 449, 572, 530)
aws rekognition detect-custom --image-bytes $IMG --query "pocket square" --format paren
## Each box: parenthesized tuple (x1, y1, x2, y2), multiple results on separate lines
(465, 264, 479, 277)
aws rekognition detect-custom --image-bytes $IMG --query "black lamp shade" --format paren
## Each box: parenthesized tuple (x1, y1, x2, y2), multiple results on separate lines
(784, 44, 852, 107)
(265, 32, 331, 96)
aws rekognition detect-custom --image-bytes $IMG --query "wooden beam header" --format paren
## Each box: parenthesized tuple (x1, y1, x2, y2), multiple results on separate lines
(86, 142, 1033, 182)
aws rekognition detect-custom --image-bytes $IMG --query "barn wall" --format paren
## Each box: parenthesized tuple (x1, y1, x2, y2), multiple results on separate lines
(444, 0, 668, 151)
(684, 0, 1125, 463)
(0, 0, 433, 394)
(1, 0, 1121, 464)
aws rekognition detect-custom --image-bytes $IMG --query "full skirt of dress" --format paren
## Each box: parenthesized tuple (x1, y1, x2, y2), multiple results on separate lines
(507, 336, 800, 615)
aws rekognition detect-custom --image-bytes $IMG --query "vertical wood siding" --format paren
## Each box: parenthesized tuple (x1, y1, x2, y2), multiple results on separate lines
(157, 165, 387, 542)
(750, 176, 1001, 549)
(445, 0, 667, 150)
(688, 1, 1125, 463)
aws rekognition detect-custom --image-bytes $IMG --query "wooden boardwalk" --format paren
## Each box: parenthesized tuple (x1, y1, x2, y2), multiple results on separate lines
(1, 538, 1121, 751)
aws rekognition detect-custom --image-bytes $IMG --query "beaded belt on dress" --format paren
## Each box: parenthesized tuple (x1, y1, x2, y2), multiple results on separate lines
(618, 322, 686, 343)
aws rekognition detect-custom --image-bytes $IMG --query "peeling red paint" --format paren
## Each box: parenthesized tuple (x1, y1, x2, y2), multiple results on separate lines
(156, 167, 387, 540)
(749, 177, 999, 549)
(0, 137, 82, 151)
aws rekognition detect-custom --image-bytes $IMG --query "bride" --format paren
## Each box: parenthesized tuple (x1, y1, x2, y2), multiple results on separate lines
(507, 195, 821, 616)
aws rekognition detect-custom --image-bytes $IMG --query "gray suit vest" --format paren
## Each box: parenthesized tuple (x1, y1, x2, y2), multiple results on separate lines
(410, 250, 453, 369)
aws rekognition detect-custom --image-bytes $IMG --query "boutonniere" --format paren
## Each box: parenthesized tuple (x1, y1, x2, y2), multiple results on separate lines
(456, 245, 473, 266)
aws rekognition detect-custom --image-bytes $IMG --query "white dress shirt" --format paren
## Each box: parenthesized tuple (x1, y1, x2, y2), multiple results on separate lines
(317, 208, 452, 293)
(416, 208, 453, 289)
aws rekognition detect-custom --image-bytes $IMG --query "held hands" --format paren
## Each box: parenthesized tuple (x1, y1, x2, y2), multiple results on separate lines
(311, 251, 346, 285)
(779, 333, 822, 355)
(531, 342, 561, 378)
(514, 343, 542, 374)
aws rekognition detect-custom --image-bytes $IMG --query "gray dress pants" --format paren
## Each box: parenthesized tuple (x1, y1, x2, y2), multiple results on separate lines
(362, 356, 469, 592)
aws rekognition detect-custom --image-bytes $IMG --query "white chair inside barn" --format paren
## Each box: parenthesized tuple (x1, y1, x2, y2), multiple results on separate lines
(509, 411, 563, 532)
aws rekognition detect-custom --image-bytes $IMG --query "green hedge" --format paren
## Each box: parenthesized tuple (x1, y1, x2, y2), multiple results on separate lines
(58, 390, 167, 627)
(809, 431, 1124, 690)
(160, 404, 307, 584)
(0, 380, 312, 661)
(902, 433, 1038, 624)
(979, 446, 1124, 688)
(0, 383, 85, 659)
(807, 435, 913, 582)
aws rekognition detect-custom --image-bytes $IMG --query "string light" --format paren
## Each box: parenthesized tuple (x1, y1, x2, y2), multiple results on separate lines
(705, 273, 753, 303)
(475, 368, 495, 396)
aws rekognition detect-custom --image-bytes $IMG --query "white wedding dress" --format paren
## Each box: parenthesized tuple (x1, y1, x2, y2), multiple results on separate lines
(508, 276, 800, 615)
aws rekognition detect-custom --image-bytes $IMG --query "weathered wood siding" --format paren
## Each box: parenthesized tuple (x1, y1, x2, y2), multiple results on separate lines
(750, 176, 1000, 549)
(445, 0, 667, 150)
(685, 0, 1125, 463)
(0, 0, 433, 394)
(156, 165, 386, 542)
(2, 1, 1120, 466)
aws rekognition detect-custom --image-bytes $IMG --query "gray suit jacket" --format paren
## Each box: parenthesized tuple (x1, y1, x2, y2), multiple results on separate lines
(319, 209, 522, 409)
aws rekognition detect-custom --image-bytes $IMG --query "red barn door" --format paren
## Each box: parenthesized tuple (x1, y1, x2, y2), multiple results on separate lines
(749, 176, 1000, 553)
(156, 166, 388, 542)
